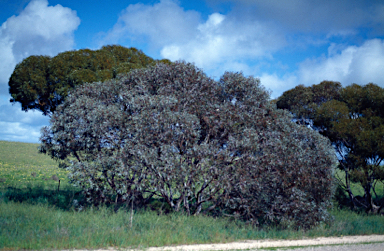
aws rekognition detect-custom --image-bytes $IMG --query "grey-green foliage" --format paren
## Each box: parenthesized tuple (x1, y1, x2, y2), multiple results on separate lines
(40, 62, 337, 228)
(215, 73, 337, 229)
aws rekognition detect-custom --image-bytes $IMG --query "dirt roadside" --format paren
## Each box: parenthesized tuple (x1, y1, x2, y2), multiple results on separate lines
(70, 235, 384, 251)
(271, 242, 384, 251)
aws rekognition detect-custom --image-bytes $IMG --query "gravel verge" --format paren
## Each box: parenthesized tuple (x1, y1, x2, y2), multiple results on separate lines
(68, 235, 384, 251)
(270, 242, 384, 251)
(141, 235, 384, 251)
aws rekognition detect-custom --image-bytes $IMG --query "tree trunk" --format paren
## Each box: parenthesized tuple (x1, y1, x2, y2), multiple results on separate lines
(344, 169, 358, 209)
(363, 182, 381, 214)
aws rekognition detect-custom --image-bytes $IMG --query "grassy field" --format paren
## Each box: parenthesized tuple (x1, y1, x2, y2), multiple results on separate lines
(0, 140, 384, 250)
(0, 140, 70, 190)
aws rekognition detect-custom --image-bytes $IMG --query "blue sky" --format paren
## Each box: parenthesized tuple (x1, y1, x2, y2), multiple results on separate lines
(1, 0, 384, 143)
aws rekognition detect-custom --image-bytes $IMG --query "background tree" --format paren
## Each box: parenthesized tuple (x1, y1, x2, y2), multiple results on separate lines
(314, 83, 384, 213)
(277, 82, 384, 214)
(40, 62, 336, 228)
(276, 81, 341, 126)
(9, 45, 171, 115)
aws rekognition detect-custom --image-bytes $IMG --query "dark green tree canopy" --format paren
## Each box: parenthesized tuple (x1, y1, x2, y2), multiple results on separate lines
(315, 83, 384, 213)
(276, 81, 342, 125)
(40, 62, 336, 228)
(9, 45, 171, 115)
(278, 81, 384, 214)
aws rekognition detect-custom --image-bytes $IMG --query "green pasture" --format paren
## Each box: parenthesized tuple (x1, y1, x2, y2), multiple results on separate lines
(0, 140, 69, 189)
(0, 140, 57, 166)
(0, 161, 69, 190)
(0, 140, 384, 250)
(333, 166, 384, 208)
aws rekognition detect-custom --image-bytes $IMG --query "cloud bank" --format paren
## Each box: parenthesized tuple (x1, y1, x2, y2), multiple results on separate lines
(102, 0, 384, 99)
(102, 0, 285, 76)
(261, 39, 384, 98)
(0, 0, 80, 142)
(298, 39, 384, 86)
(209, 0, 384, 36)
(102, 0, 201, 49)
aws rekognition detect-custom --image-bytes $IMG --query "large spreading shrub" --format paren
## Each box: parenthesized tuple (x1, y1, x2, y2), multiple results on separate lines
(40, 62, 337, 228)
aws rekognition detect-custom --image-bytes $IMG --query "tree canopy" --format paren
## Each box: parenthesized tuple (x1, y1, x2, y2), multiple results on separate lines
(276, 81, 342, 126)
(9, 45, 171, 115)
(277, 82, 384, 214)
(40, 62, 336, 229)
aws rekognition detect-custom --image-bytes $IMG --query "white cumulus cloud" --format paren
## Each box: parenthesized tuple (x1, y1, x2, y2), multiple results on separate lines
(298, 39, 384, 86)
(0, 0, 80, 88)
(0, 0, 80, 143)
(259, 73, 298, 99)
(101, 0, 201, 49)
(0, 98, 50, 143)
(208, 0, 384, 36)
(161, 12, 285, 72)
(261, 39, 384, 98)
(101, 0, 285, 75)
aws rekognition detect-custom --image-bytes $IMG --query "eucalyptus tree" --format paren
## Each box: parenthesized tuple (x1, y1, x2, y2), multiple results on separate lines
(9, 45, 170, 115)
(278, 82, 384, 213)
(40, 62, 336, 228)
(314, 83, 384, 213)
(276, 81, 341, 126)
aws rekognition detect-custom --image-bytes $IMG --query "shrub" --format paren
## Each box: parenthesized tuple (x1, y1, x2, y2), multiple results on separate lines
(40, 62, 337, 228)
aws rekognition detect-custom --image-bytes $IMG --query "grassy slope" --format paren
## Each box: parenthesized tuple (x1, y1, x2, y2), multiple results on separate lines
(0, 140, 56, 166)
(0, 140, 383, 250)
(0, 140, 69, 190)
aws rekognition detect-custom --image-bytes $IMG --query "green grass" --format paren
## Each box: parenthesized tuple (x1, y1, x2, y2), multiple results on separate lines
(0, 140, 57, 167)
(0, 140, 70, 190)
(0, 140, 383, 250)
(334, 168, 384, 200)
(1, 202, 384, 250)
